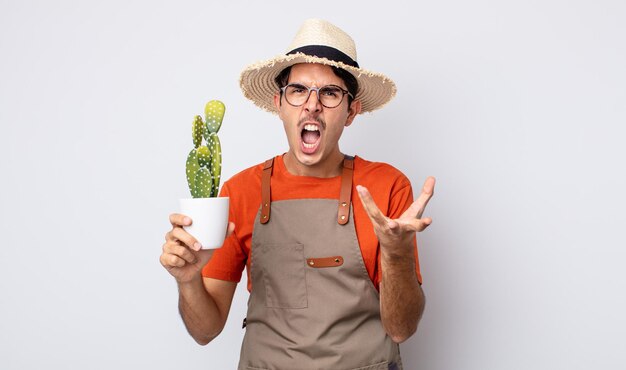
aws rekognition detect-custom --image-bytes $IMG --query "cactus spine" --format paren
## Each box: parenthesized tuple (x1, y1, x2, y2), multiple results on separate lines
(186, 100, 225, 198)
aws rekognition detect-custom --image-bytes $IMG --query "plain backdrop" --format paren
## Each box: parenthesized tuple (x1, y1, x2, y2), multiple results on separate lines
(1, 1, 625, 369)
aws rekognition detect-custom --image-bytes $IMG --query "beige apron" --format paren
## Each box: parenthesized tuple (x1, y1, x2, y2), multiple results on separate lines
(238, 157, 402, 370)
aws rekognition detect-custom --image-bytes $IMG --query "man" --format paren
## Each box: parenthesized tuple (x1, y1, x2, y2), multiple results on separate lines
(160, 19, 435, 369)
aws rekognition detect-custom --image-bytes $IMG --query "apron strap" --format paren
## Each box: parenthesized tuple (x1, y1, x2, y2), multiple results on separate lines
(259, 155, 354, 225)
(337, 156, 354, 225)
(260, 158, 274, 224)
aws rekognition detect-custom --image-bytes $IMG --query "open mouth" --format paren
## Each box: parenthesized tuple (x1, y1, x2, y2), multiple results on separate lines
(301, 124, 321, 152)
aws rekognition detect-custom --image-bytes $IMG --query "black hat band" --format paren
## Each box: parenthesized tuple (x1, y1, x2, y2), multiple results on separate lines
(287, 45, 359, 68)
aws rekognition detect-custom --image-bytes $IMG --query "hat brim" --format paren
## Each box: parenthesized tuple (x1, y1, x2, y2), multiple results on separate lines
(239, 53, 397, 114)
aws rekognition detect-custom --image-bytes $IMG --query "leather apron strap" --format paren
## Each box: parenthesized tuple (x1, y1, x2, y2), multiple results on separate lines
(260, 155, 354, 225)
(338, 156, 354, 225)
(260, 158, 274, 224)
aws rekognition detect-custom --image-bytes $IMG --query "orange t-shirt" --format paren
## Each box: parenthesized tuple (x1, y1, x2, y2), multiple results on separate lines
(202, 155, 422, 291)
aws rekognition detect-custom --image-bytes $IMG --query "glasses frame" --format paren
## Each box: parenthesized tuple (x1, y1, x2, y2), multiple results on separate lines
(280, 83, 354, 109)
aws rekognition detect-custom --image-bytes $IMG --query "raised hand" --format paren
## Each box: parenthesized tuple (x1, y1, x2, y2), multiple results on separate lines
(356, 177, 435, 258)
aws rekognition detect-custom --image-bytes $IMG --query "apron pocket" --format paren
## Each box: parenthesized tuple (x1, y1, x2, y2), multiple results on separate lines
(350, 361, 390, 370)
(260, 243, 308, 309)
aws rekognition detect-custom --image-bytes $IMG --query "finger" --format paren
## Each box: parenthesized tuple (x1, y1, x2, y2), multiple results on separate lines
(169, 213, 192, 228)
(165, 229, 183, 242)
(165, 230, 173, 242)
(163, 241, 197, 264)
(160, 253, 186, 268)
(403, 177, 436, 219)
(171, 226, 203, 251)
(418, 217, 432, 232)
(356, 185, 389, 227)
(416, 177, 436, 219)
(403, 217, 433, 233)
(226, 222, 235, 238)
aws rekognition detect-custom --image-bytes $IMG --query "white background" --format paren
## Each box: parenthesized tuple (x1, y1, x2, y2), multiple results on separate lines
(1, 1, 625, 369)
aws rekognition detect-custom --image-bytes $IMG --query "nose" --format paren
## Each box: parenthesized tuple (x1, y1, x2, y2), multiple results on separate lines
(304, 88, 322, 113)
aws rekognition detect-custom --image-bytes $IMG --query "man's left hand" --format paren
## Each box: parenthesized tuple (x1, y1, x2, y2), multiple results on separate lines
(356, 177, 435, 258)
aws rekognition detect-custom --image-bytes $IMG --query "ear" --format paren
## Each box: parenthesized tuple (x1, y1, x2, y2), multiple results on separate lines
(273, 92, 283, 118)
(344, 100, 361, 127)
(273, 92, 281, 109)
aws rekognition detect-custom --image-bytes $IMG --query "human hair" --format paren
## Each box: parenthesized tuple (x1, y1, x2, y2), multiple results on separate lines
(274, 65, 359, 106)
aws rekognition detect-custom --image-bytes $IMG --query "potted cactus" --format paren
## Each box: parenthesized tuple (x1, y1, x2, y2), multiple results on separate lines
(179, 100, 230, 249)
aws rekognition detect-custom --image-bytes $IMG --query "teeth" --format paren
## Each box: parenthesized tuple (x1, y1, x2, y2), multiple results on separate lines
(304, 124, 319, 131)
(303, 143, 316, 148)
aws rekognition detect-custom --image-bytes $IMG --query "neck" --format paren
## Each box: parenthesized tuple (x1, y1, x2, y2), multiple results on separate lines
(283, 151, 345, 178)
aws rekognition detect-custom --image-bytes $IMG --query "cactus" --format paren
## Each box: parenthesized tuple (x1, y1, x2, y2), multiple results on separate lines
(186, 100, 225, 198)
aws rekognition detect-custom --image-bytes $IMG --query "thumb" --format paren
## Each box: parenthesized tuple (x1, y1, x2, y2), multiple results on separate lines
(226, 222, 235, 238)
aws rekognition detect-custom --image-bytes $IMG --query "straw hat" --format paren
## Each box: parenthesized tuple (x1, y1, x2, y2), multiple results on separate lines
(239, 19, 397, 114)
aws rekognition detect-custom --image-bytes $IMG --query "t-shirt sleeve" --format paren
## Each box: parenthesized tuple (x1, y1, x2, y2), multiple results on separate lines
(201, 182, 247, 282)
(387, 176, 423, 285)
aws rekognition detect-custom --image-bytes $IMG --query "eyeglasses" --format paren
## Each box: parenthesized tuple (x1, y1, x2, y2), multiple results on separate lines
(280, 83, 354, 108)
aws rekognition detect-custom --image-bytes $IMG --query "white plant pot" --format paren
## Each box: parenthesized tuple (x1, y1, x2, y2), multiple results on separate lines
(179, 197, 230, 249)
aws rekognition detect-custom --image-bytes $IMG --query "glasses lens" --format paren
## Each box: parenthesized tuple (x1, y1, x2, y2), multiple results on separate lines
(319, 86, 344, 108)
(285, 84, 309, 106)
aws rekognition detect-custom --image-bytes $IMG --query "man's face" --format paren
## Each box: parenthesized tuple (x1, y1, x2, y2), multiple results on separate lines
(273, 63, 361, 173)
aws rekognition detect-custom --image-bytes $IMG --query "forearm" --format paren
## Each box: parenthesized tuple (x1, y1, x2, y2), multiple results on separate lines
(379, 246, 425, 343)
(178, 276, 225, 345)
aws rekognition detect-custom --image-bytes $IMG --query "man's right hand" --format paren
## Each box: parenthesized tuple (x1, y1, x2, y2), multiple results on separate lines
(160, 213, 235, 284)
